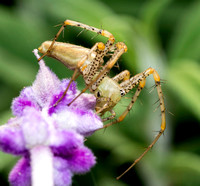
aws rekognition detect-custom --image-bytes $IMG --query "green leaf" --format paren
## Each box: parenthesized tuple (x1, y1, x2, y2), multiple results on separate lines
(0, 151, 17, 172)
(166, 151, 200, 185)
(169, 1, 200, 61)
(141, 0, 171, 28)
(0, 47, 36, 88)
(168, 60, 200, 120)
(0, 110, 12, 125)
(0, 7, 47, 62)
(169, 151, 200, 173)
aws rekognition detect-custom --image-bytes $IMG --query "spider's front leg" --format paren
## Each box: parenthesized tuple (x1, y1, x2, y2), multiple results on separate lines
(38, 19, 115, 62)
(101, 68, 166, 179)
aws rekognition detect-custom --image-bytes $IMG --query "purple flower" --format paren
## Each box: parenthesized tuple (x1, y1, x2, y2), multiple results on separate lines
(0, 49, 103, 186)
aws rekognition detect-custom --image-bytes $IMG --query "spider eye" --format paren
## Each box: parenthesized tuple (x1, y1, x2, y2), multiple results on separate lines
(96, 91, 101, 97)
(120, 89, 125, 96)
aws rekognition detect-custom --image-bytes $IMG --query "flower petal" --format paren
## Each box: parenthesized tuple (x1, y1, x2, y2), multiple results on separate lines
(32, 58, 60, 108)
(74, 109, 103, 136)
(53, 157, 72, 186)
(70, 93, 96, 110)
(21, 108, 49, 148)
(52, 108, 79, 131)
(9, 157, 31, 186)
(0, 118, 26, 155)
(53, 107, 102, 136)
(67, 146, 96, 174)
(12, 87, 39, 117)
(50, 130, 83, 156)
(48, 79, 77, 115)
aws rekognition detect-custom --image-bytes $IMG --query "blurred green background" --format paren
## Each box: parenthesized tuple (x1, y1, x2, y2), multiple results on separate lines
(0, 0, 200, 185)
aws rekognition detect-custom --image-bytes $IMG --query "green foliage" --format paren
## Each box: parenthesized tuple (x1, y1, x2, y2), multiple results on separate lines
(0, 0, 199, 185)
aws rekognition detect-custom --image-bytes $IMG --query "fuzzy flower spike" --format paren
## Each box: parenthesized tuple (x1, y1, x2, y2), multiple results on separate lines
(0, 49, 103, 186)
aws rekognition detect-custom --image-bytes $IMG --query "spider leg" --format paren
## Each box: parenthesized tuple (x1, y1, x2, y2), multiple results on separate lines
(112, 70, 130, 82)
(95, 96, 116, 122)
(68, 42, 127, 106)
(53, 42, 103, 106)
(102, 110, 116, 122)
(90, 42, 128, 91)
(95, 97, 111, 114)
(83, 42, 105, 85)
(63, 20, 115, 54)
(99, 68, 166, 179)
(38, 20, 115, 62)
(102, 79, 144, 129)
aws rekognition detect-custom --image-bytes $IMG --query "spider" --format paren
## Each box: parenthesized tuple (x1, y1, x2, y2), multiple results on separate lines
(38, 20, 166, 179)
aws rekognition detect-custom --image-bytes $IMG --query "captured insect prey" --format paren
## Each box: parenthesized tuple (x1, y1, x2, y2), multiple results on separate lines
(38, 20, 166, 179)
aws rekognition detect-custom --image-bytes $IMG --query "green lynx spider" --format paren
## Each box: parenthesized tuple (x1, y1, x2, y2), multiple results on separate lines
(38, 20, 166, 179)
